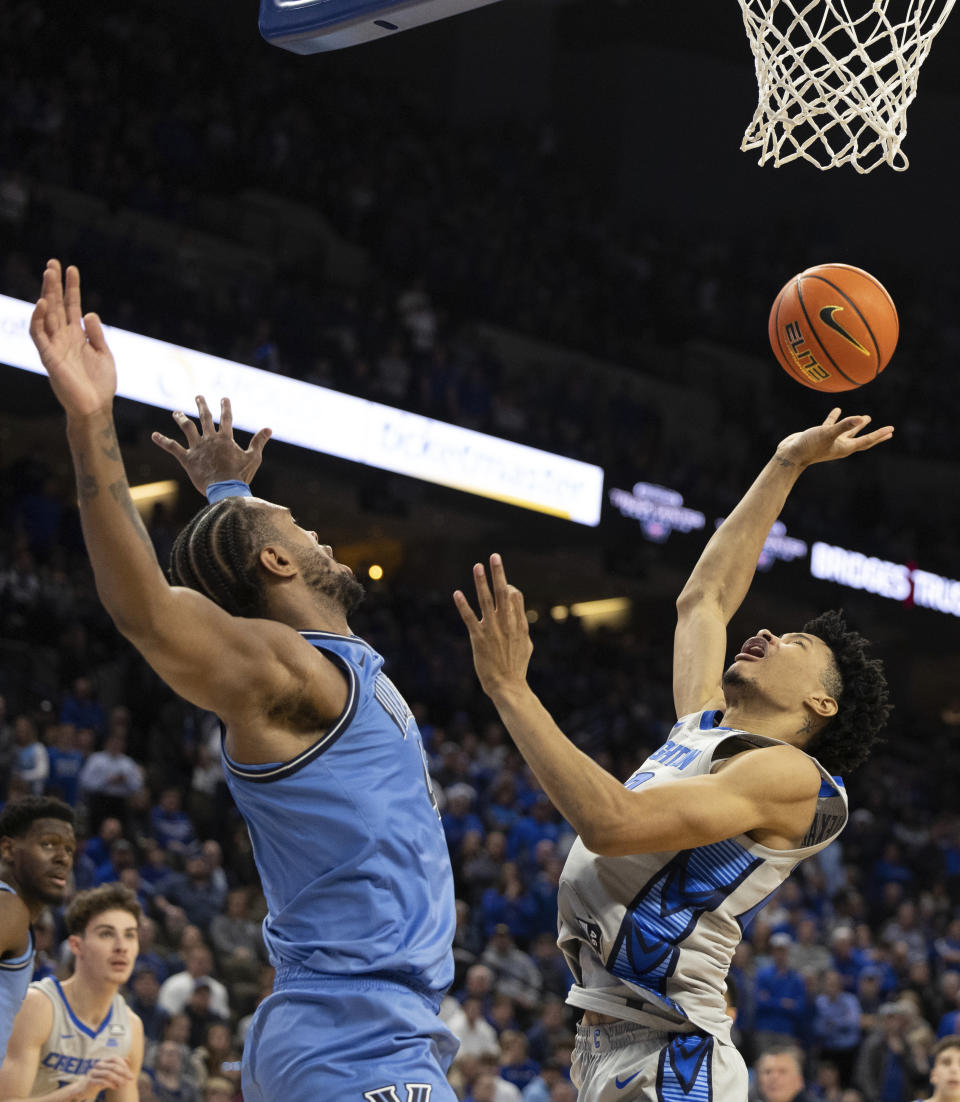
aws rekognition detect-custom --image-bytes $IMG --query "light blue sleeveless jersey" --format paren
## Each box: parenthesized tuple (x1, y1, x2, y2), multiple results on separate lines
(222, 631, 455, 997)
(0, 880, 33, 1062)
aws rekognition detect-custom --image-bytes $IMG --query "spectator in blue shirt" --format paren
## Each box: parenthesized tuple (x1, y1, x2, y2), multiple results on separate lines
(755, 933, 808, 1051)
(45, 723, 86, 806)
(59, 675, 105, 735)
(813, 969, 863, 1086)
(151, 786, 198, 855)
(442, 783, 485, 857)
(831, 926, 868, 993)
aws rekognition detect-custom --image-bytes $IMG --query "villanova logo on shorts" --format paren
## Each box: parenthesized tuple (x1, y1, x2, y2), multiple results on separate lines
(363, 1085, 432, 1102)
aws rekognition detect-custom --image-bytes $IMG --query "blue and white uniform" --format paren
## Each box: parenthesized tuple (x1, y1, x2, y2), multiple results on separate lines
(223, 631, 458, 1102)
(557, 710, 848, 1101)
(29, 976, 134, 1098)
(0, 880, 32, 1063)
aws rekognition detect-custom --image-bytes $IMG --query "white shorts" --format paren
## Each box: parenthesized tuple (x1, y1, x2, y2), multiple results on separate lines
(572, 1020, 747, 1101)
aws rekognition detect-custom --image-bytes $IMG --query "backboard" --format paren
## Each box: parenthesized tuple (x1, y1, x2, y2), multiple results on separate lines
(260, 0, 504, 53)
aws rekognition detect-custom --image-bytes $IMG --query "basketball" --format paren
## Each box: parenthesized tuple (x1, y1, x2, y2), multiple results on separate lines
(768, 263, 899, 392)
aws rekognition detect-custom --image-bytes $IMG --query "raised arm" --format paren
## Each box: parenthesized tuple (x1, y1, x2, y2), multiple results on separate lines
(672, 409, 894, 718)
(29, 261, 341, 735)
(455, 556, 822, 854)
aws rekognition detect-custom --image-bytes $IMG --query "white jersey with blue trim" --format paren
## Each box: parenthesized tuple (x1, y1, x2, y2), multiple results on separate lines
(557, 709, 848, 1040)
(0, 881, 33, 1062)
(30, 976, 133, 1097)
(221, 631, 456, 997)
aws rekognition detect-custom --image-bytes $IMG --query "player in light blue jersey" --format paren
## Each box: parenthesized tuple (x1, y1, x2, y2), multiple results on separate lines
(30, 260, 457, 1102)
(456, 410, 892, 1101)
(0, 798, 75, 1064)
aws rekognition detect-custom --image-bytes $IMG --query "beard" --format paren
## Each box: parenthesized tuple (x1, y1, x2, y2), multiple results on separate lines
(299, 552, 366, 615)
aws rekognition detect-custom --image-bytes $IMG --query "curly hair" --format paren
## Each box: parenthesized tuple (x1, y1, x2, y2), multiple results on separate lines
(800, 608, 890, 774)
(65, 883, 141, 936)
(0, 796, 74, 841)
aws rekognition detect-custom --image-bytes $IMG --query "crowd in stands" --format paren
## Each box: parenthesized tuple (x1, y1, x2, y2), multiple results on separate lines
(1, 1, 960, 1100)
(1, 446, 960, 1101)
(1, 1, 959, 580)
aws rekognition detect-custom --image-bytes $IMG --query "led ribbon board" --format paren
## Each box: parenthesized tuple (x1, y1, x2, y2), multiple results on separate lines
(0, 295, 603, 526)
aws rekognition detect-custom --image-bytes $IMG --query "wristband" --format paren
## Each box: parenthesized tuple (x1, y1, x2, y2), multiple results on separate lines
(205, 480, 252, 503)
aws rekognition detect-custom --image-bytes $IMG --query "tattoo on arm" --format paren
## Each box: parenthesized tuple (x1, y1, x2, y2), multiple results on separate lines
(108, 480, 157, 557)
(76, 453, 99, 501)
(99, 424, 121, 462)
(775, 456, 795, 469)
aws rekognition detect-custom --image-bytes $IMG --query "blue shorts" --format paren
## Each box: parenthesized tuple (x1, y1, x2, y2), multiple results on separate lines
(242, 970, 460, 1102)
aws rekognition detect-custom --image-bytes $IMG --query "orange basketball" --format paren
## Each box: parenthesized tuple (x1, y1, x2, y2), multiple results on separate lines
(768, 263, 898, 392)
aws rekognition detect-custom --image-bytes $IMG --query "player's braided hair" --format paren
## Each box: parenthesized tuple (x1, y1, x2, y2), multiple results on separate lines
(169, 499, 276, 618)
(800, 608, 890, 775)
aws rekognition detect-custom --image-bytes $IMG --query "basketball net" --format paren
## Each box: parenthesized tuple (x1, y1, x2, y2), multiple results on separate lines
(739, 0, 956, 172)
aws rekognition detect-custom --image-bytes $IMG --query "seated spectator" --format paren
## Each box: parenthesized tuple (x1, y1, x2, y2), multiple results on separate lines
(813, 970, 862, 1086)
(450, 995, 500, 1059)
(158, 853, 227, 934)
(93, 836, 137, 886)
(506, 795, 563, 873)
(147, 1038, 199, 1102)
(152, 786, 198, 856)
(830, 927, 867, 994)
(499, 1030, 540, 1092)
(128, 964, 171, 1044)
(443, 782, 485, 856)
(209, 887, 264, 980)
(520, 1057, 567, 1102)
(791, 917, 833, 978)
(44, 723, 86, 806)
(203, 1076, 237, 1102)
(527, 934, 571, 1002)
(200, 840, 229, 898)
(83, 815, 123, 867)
(184, 980, 227, 1049)
(934, 925, 960, 976)
(525, 997, 572, 1066)
(754, 1044, 818, 1102)
(754, 933, 808, 1052)
(481, 924, 543, 1012)
(12, 714, 48, 795)
(136, 914, 174, 983)
(854, 1000, 928, 1102)
(463, 830, 508, 906)
(481, 863, 537, 941)
(140, 839, 177, 896)
(59, 675, 105, 736)
(158, 946, 230, 1021)
(78, 727, 143, 831)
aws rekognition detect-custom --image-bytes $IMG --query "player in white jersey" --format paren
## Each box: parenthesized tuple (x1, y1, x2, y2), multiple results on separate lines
(916, 1036, 960, 1102)
(0, 883, 144, 1101)
(455, 410, 892, 1101)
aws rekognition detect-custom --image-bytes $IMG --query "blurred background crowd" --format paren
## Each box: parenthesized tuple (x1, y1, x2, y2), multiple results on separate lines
(2, 0, 960, 1100)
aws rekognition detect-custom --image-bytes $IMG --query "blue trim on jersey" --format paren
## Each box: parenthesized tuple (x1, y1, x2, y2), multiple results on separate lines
(656, 1033, 713, 1102)
(734, 884, 781, 935)
(607, 839, 763, 1007)
(699, 711, 730, 731)
(52, 978, 112, 1039)
(222, 653, 358, 783)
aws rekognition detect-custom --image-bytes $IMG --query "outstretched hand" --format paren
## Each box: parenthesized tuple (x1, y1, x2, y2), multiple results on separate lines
(776, 407, 894, 468)
(29, 260, 116, 418)
(454, 554, 533, 701)
(152, 396, 272, 495)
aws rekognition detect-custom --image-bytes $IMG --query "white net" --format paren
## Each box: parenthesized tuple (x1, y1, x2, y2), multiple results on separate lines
(739, 0, 956, 172)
